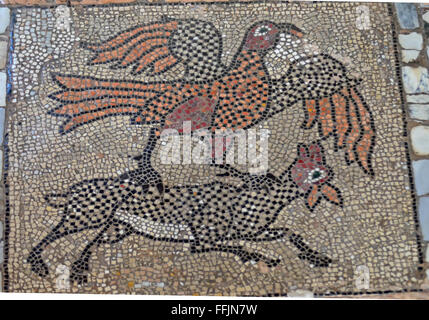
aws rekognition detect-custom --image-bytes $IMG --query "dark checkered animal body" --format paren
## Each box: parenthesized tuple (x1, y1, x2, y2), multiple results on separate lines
(27, 137, 341, 284)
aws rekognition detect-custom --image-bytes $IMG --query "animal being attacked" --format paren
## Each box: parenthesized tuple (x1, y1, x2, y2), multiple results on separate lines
(27, 128, 342, 284)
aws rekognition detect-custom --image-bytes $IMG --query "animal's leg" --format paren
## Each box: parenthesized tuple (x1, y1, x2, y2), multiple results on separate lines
(146, 128, 164, 195)
(191, 244, 281, 267)
(70, 224, 109, 285)
(99, 220, 133, 245)
(236, 228, 332, 267)
(70, 221, 132, 284)
(27, 220, 68, 277)
(289, 233, 332, 267)
(126, 127, 164, 194)
(244, 227, 290, 242)
(213, 163, 281, 191)
(213, 163, 246, 178)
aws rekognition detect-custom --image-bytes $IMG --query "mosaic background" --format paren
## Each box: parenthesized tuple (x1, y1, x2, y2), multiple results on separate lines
(3, 2, 424, 295)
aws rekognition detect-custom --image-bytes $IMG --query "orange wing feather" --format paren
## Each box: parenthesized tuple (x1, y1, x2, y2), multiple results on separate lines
(81, 21, 180, 75)
(48, 74, 207, 133)
(301, 85, 375, 176)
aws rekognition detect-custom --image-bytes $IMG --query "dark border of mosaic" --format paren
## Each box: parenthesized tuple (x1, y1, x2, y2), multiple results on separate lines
(2, 9, 15, 293)
(3, 134, 10, 292)
(0, 1, 425, 296)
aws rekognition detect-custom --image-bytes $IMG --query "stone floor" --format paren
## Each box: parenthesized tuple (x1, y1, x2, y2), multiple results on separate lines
(0, 1, 428, 298)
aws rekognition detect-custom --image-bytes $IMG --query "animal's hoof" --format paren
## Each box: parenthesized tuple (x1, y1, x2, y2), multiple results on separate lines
(298, 253, 332, 267)
(27, 253, 49, 277)
(239, 251, 281, 268)
(70, 259, 89, 285)
(70, 272, 88, 285)
(265, 258, 281, 267)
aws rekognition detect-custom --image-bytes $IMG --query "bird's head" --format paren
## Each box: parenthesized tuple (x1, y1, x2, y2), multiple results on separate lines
(244, 21, 303, 52)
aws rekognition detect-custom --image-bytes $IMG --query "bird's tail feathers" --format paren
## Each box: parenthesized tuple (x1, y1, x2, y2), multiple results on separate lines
(47, 74, 171, 133)
(302, 87, 375, 176)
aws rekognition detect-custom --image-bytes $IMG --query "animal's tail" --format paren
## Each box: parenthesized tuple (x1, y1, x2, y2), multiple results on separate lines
(302, 85, 375, 176)
(44, 193, 68, 208)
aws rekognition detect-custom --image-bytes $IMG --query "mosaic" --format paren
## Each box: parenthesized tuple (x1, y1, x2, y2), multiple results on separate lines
(2, 1, 425, 295)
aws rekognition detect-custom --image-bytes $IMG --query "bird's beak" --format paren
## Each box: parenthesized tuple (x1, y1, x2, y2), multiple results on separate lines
(279, 23, 304, 38)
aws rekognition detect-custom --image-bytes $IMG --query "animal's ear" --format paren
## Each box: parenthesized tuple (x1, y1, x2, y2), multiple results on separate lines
(156, 182, 164, 195)
(308, 143, 323, 162)
(305, 183, 344, 211)
(320, 183, 343, 207)
(296, 143, 308, 159)
(266, 173, 277, 180)
(305, 185, 320, 211)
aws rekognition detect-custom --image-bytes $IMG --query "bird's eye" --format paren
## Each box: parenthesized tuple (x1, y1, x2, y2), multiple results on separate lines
(254, 25, 272, 36)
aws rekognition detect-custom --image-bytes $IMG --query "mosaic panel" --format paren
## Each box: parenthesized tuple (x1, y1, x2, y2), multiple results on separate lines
(2, 1, 424, 295)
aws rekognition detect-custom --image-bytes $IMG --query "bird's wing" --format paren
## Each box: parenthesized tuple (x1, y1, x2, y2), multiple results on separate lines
(275, 54, 375, 176)
(81, 18, 223, 78)
(48, 73, 209, 133)
(162, 96, 218, 133)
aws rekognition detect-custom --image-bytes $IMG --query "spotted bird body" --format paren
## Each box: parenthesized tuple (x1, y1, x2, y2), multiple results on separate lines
(49, 18, 375, 175)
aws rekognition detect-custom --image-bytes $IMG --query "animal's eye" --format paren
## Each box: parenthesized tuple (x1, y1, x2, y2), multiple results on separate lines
(307, 168, 325, 183)
(254, 25, 272, 36)
(312, 170, 321, 180)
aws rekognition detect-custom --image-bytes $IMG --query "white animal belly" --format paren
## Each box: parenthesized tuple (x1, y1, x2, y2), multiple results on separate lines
(114, 210, 194, 241)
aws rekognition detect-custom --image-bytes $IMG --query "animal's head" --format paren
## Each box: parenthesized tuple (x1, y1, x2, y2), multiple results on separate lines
(288, 142, 343, 211)
(244, 21, 303, 52)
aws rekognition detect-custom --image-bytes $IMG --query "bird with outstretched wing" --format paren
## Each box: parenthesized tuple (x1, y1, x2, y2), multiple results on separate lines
(48, 18, 375, 175)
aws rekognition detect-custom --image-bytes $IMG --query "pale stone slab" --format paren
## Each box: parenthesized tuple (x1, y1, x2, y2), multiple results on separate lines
(0, 8, 10, 34)
(407, 94, 429, 103)
(418, 197, 429, 241)
(409, 104, 429, 120)
(402, 49, 420, 63)
(424, 11, 429, 23)
(0, 108, 5, 145)
(411, 126, 429, 156)
(0, 72, 5, 106)
(0, 41, 7, 69)
(287, 289, 314, 298)
(413, 160, 429, 196)
(395, 3, 419, 29)
(399, 32, 423, 50)
(402, 66, 429, 93)
(0, 240, 3, 264)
